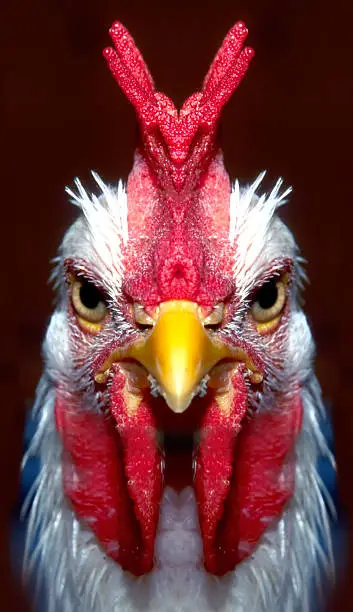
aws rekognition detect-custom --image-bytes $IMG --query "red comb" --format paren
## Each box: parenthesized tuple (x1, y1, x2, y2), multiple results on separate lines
(103, 21, 254, 193)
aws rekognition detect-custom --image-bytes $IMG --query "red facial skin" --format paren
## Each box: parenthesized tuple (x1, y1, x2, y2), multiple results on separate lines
(54, 21, 303, 577)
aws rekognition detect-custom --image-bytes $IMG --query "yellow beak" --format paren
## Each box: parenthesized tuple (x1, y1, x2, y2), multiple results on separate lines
(95, 300, 263, 414)
(130, 301, 229, 413)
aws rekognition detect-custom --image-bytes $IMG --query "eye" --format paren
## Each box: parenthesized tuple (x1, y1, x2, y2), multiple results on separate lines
(71, 278, 107, 326)
(251, 277, 287, 326)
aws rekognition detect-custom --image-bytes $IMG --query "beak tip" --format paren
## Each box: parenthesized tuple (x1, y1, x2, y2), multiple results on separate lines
(163, 392, 194, 414)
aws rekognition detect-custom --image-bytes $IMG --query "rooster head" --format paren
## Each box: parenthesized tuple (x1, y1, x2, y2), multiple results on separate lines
(31, 21, 329, 602)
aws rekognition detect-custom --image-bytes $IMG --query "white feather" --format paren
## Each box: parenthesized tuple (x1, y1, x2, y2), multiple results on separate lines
(229, 172, 292, 294)
(65, 173, 128, 297)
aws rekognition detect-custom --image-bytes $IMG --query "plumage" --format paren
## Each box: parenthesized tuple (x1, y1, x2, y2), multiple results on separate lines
(23, 20, 334, 611)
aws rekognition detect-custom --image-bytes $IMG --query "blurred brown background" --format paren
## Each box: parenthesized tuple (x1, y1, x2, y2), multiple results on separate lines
(2, 0, 353, 609)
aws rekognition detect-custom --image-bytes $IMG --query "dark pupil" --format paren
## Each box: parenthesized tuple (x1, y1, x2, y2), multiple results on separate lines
(256, 279, 278, 309)
(79, 281, 102, 309)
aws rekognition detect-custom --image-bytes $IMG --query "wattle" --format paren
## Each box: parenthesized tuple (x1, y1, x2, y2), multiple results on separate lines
(55, 373, 302, 576)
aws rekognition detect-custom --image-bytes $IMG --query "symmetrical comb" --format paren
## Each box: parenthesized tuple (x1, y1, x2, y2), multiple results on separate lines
(104, 22, 254, 194)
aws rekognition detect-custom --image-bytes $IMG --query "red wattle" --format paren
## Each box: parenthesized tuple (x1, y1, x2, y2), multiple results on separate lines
(194, 369, 248, 574)
(55, 374, 162, 576)
(109, 372, 163, 574)
(55, 396, 140, 568)
(195, 373, 303, 575)
(222, 392, 303, 571)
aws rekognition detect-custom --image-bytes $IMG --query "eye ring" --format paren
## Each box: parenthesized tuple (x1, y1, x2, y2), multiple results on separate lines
(250, 277, 287, 325)
(71, 278, 107, 324)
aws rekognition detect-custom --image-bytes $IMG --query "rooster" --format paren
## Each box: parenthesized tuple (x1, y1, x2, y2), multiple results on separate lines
(24, 20, 333, 612)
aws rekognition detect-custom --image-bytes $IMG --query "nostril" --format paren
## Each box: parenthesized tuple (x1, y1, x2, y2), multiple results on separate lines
(133, 303, 156, 330)
(136, 322, 154, 331)
(202, 302, 225, 329)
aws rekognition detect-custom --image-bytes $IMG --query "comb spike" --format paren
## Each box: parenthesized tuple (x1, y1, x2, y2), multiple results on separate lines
(103, 47, 154, 111)
(200, 46, 254, 118)
(106, 21, 155, 96)
(104, 22, 254, 194)
(202, 22, 251, 97)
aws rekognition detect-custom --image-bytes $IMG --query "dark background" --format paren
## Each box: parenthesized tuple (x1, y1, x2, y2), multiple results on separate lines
(2, 0, 353, 609)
